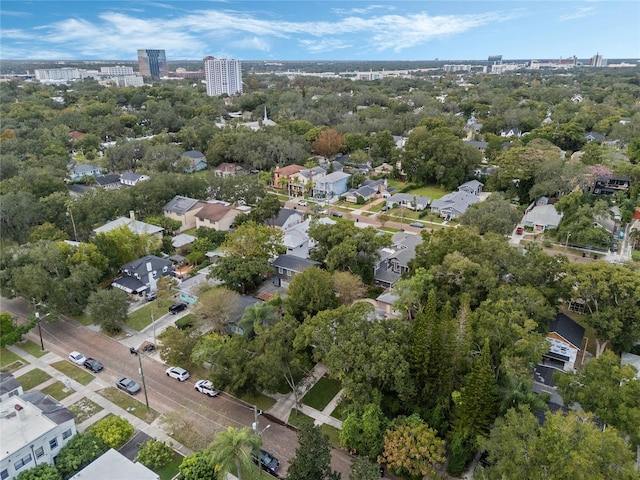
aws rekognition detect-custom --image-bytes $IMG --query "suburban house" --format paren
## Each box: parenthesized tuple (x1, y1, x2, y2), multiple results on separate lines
(272, 208, 304, 231)
(214, 162, 244, 177)
(386, 193, 430, 211)
(592, 175, 631, 195)
(0, 372, 23, 402)
(376, 291, 401, 319)
(69, 164, 102, 181)
(112, 254, 174, 296)
(181, 150, 208, 173)
(522, 197, 563, 231)
(290, 166, 327, 196)
(393, 135, 409, 149)
(282, 217, 335, 259)
(271, 254, 320, 288)
(543, 313, 585, 371)
(313, 171, 350, 199)
(94, 173, 121, 190)
(463, 140, 488, 154)
(500, 128, 523, 138)
(430, 182, 483, 220)
(345, 179, 392, 204)
(68, 184, 90, 197)
(464, 116, 483, 135)
(69, 448, 159, 480)
(584, 131, 605, 143)
(0, 392, 76, 480)
(120, 172, 149, 186)
(163, 195, 206, 232)
(195, 202, 242, 231)
(374, 232, 423, 288)
(92, 212, 164, 238)
(274, 164, 305, 189)
(171, 233, 196, 250)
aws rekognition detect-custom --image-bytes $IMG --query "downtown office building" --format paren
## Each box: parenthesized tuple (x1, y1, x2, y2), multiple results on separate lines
(203, 57, 243, 96)
(137, 49, 168, 78)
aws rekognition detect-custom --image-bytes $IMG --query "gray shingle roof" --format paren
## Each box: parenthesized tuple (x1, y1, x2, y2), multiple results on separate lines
(163, 195, 203, 214)
(0, 372, 20, 395)
(21, 391, 75, 425)
(272, 254, 320, 273)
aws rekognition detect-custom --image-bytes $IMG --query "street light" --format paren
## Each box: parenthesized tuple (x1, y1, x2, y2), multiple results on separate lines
(34, 312, 49, 351)
(564, 232, 572, 252)
(129, 347, 150, 411)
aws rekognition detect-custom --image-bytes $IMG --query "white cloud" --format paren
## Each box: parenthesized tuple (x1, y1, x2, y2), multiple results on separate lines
(558, 6, 596, 22)
(298, 38, 351, 54)
(230, 37, 271, 52)
(332, 4, 391, 15)
(0, 10, 32, 17)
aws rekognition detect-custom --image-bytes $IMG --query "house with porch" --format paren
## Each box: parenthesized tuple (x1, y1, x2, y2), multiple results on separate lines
(592, 175, 631, 195)
(272, 208, 303, 231)
(274, 164, 305, 190)
(313, 171, 350, 199)
(374, 232, 422, 288)
(271, 254, 320, 288)
(120, 172, 150, 186)
(111, 254, 174, 296)
(386, 193, 430, 211)
(163, 195, 206, 232)
(522, 198, 563, 231)
(290, 166, 327, 196)
(69, 164, 102, 181)
(543, 313, 585, 371)
(214, 163, 244, 177)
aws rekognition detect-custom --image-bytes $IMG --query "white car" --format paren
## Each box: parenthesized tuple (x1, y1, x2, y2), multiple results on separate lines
(166, 366, 190, 381)
(297, 200, 308, 207)
(195, 379, 219, 397)
(68, 351, 87, 366)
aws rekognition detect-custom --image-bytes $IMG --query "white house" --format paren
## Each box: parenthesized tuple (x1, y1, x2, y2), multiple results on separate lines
(120, 172, 150, 186)
(70, 448, 159, 480)
(0, 392, 76, 480)
(543, 313, 585, 371)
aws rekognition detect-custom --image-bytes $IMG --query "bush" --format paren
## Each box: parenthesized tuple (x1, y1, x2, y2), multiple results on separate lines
(175, 315, 194, 330)
(89, 414, 134, 449)
(16, 463, 60, 480)
(135, 439, 174, 470)
(55, 433, 108, 479)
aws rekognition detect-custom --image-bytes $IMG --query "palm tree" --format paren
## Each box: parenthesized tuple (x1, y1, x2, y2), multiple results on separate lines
(208, 427, 262, 480)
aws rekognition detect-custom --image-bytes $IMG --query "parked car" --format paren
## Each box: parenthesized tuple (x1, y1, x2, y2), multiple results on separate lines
(254, 449, 280, 475)
(297, 200, 308, 206)
(381, 205, 389, 211)
(515, 226, 524, 235)
(166, 366, 190, 381)
(145, 291, 157, 302)
(194, 379, 219, 397)
(409, 222, 424, 228)
(83, 358, 104, 373)
(168, 303, 188, 314)
(68, 351, 87, 366)
(116, 377, 141, 395)
(331, 212, 343, 218)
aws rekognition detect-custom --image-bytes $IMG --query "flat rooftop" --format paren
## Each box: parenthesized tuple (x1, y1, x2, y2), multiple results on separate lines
(0, 398, 57, 460)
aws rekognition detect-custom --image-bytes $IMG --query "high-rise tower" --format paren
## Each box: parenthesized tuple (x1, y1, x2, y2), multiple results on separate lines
(203, 57, 243, 96)
(137, 49, 168, 78)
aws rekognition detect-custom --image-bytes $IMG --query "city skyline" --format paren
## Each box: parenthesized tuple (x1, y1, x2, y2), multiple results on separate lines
(1, 1, 639, 61)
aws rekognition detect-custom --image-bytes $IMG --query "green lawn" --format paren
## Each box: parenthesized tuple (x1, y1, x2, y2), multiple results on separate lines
(42, 380, 74, 401)
(50, 360, 95, 385)
(330, 399, 351, 421)
(0, 347, 27, 372)
(239, 392, 277, 412)
(73, 314, 94, 326)
(301, 377, 342, 411)
(405, 185, 448, 200)
(127, 299, 173, 331)
(155, 452, 184, 480)
(17, 368, 52, 390)
(288, 410, 316, 429)
(321, 424, 341, 449)
(19, 339, 48, 357)
(98, 387, 159, 423)
(68, 397, 104, 424)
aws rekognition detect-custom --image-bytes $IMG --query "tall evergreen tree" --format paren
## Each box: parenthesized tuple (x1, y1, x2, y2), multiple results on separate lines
(287, 425, 341, 480)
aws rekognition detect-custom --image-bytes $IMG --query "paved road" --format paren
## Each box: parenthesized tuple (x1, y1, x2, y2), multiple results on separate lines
(1, 297, 353, 478)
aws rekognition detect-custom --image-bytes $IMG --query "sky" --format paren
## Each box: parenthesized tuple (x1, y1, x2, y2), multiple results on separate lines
(1, 1, 639, 61)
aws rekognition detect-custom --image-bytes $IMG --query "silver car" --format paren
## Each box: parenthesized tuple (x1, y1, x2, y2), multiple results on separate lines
(116, 377, 141, 395)
(195, 380, 219, 397)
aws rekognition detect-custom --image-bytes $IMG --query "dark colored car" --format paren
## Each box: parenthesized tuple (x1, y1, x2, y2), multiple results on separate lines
(331, 212, 343, 218)
(83, 358, 104, 373)
(254, 449, 280, 475)
(116, 377, 141, 395)
(168, 303, 188, 314)
(515, 226, 524, 235)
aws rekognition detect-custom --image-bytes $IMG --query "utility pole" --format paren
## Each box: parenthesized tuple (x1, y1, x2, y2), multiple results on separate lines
(130, 348, 150, 411)
(151, 310, 156, 345)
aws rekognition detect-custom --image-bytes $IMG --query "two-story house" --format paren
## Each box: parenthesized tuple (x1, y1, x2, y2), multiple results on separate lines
(290, 166, 327, 196)
(120, 172, 150, 187)
(214, 163, 244, 177)
(0, 392, 76, 480)
(274, 164, 305, 190)
(163, 195, 206, 232)
(195, 202, 242, 231)
(181, 150, 208, 173)
(592, 175, 631, 195)
(543, 313, 585, 371)
(111, 254, 174, 296)
(313, 171, 350, 199)
(374, 232, 422, 288)
(272, 208, 303, 231)
(271, 254, 320, 288)
(430, 182, 483, 220)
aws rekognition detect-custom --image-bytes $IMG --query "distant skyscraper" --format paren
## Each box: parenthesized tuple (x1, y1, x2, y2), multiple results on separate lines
(203, 57, 243, 96)
(589, 53, 607, 67)
(137, 49, 168, 78)
(487, 55, 503, 73)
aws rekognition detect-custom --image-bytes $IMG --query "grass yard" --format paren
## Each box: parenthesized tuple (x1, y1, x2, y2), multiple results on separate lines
(73, 313, 94, 326)
(321, 424, 341, 449)
(0, 348, 28, 372)
(330, 399, 351, 421)
(406, 185, 448, 200)
(155, 451, 184, 480)
(68, 397, 103, 424)
(18, 340, 47, 357)
(127, 299, 173, 331)
(98, 387, 159, 423)
(301, 377, 342, 411)
(288, 410, 316, 429)
(632, 250, 640, 261)
(42, 380, 74, 401)
(50, 360, 95, 385)
(239, 392, 277, 412)
(17, 368, 52, 390)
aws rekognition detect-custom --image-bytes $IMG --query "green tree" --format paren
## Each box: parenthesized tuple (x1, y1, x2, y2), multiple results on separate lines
(378, 414, 445, 480)
(158, 326, 199, 368)
(54, 433, 108, 479)
(135, 439, 175, 471)
(208, 427, 262, 480)
(628, 137, 640, 164)
(0, 312, 34, 347)
(458, 193, 521, 235)
(249, 194, 282, 225)
(285, 267, 337, 321)
(15, 463, 60, 480)
(86, 288, 129, 333)
(191, 332, 226, 369)
(211, 255, 273, 294)
(89, 414, 134, 449)
(195, 286, 242, 334)
(178, 451, 217, 480)
(331, 271, 366, 306)
(287, 424, 341, 480)
(340, 403, 388, 460)
(556, 350, 640, 442)
(348, 457, 380, 480)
